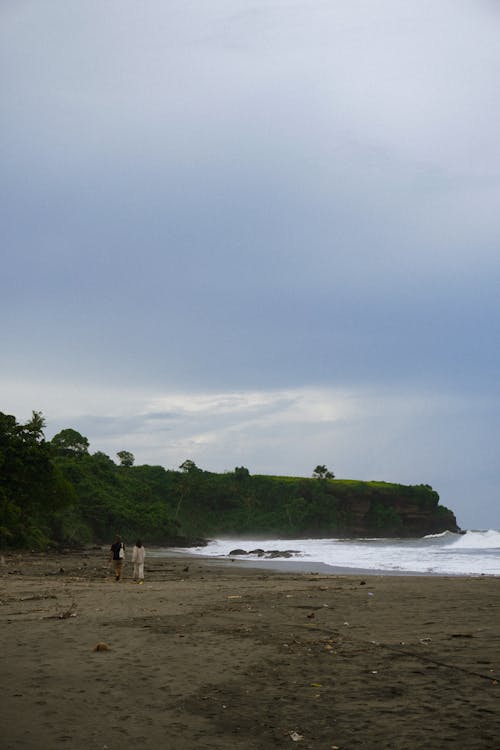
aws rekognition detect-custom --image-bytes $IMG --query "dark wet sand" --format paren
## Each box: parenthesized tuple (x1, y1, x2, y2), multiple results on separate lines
(1, 548, 499, 749)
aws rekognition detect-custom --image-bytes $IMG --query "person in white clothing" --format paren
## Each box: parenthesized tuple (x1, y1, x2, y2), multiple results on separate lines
(131, 539, 146, 583)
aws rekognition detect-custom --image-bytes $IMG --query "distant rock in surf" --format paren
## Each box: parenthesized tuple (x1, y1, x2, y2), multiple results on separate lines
(228, 548, 300, 559)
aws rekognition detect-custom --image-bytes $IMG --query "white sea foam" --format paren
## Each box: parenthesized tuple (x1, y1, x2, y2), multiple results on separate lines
(448, 529, 500, 549)
(170, 530, 500, 576)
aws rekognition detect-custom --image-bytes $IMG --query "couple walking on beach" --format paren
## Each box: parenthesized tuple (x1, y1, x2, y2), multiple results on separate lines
(110, 535, 146, 583)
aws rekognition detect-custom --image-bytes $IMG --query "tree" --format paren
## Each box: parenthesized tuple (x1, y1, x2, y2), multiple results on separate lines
(312, 464, 335, 480)
(26, 410, 46, 442)
(179, 459, 200, 474)
(0, 411, 74, 547)
(117, 450, 134, 467)
(234, 466, 250, 480)
(51, 429, 89, 457)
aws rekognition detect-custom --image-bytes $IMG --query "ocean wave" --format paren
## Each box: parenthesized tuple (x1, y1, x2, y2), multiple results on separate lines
(172, 530, 500, 575)
(423, 530, 455, 539)
(449, 529, 500, 549)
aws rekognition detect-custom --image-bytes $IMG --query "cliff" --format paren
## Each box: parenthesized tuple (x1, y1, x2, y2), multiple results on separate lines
(329, 481, 460, 537)
(171, 474, 460, 540)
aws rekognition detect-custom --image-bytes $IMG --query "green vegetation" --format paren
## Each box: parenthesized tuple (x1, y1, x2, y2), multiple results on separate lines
(312, 464, 335, 479)
(0, 412, 75, 548)
(0, 410, 459, 549)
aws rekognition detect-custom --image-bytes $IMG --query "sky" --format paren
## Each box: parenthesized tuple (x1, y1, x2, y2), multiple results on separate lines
(2, 0, 499, 530)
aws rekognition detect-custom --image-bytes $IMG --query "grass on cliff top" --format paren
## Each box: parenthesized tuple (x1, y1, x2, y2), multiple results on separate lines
(255, 476, 404, 489)
(253, 476, 438, 502)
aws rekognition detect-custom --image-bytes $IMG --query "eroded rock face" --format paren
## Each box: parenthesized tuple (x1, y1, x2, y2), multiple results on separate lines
(221, 485, 459, 543)
(335, 494, 460, 538)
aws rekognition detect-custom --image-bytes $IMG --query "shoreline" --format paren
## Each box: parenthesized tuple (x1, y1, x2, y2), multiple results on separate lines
(2, 549, 500, 749)
(175, 553, 461, 577)
(150, 547, 498, 578)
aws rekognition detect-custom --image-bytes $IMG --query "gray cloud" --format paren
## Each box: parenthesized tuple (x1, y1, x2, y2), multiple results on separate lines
(2, 1, 500, 528)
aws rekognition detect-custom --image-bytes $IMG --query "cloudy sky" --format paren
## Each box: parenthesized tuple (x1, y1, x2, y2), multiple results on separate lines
(2, 1, 499, 529)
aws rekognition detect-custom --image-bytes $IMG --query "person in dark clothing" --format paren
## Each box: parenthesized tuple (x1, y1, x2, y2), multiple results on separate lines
(109, 535, 125, 581)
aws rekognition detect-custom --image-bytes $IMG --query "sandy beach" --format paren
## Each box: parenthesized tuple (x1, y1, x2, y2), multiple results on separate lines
(1, 549, 499, 749)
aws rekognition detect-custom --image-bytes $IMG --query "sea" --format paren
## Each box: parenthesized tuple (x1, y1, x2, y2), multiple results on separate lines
(169, 530, 500, 576)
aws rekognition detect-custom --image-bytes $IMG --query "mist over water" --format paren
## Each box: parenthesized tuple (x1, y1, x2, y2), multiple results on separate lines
(173, 530, 500, 576)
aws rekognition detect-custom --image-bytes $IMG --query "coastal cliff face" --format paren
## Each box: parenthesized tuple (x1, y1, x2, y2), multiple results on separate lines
(335, 493, 459, 538)
(173, 475, 460, 540)
(390, 497, 459, 536)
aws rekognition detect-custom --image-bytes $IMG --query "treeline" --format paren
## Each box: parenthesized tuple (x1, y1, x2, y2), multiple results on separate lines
(0, 411, 459, 549)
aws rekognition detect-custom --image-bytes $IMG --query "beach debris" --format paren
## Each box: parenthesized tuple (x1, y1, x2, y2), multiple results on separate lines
(289, 731, 304, 741)
(359, 581, 366, 585)
(227, 595, 242, 599)
(368, 592, 374, 597)
(419, 637, 432, 645)
(58, 601, 77, 619)
(310, 683, 322, 687)
(450, 632, 474, 638)
(92, 642, 111, 652)
(307, 612, 315, 619)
